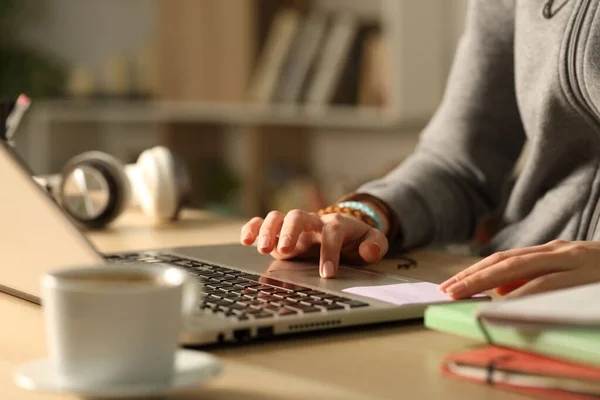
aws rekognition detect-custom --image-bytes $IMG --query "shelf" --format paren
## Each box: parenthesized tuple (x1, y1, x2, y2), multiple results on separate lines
(31, 100, 426, 131)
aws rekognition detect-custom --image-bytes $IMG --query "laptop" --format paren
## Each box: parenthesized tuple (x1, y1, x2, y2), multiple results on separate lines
(0, 140, 462, 346)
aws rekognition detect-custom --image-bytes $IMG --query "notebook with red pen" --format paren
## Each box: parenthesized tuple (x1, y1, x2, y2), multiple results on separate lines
(442, 346, 600, 400)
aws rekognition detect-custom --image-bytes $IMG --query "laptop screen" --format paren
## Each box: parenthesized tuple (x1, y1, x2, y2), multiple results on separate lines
(0, 142, 102, 303)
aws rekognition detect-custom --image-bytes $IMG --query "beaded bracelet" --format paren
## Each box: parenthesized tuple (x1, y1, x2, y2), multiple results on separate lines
(317, 201, 383, 231)
(338, 201, 383, 231)
(336, 192, 399, 241)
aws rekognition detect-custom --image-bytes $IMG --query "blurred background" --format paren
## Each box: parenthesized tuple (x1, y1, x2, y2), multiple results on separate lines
(2, 0, 468, 218)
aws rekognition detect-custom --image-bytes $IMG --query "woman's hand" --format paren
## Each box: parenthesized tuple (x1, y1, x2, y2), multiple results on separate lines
(240, 209, 388, 279)
(439, 240, 600, 299)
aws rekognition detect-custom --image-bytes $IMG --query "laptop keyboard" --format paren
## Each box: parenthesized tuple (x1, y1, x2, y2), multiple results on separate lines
(104, 252, 369, 321)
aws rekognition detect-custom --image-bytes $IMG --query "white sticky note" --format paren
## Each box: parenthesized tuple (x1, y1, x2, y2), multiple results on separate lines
(343, 282, 477, 306)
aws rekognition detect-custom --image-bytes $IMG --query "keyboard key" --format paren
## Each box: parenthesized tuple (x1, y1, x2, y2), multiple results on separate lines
(230, 296, 248, 303)
(198, 273, 225, 279)
(254, 285, 274, 291)
(310, 293, 337, 300)
(257, 296, 279, 303)
(276, 308, 297, 316)
(221, 292, 241, 299)
(233, 282, 260, 289)
(339, 300, 369, 308)
(239, 273, 261, 280)
(292, 288, 312, 293)
(303, 290, 325, 297)
(236, 315, 250, 321)
(213, 283, 234, 290)
(261, 304, 281, 313)
(259, 277, 310, 292)
(219, 276, 241, 282)
(325, 297, 351, 304)
(249, 301, 265, 309)
(317, 304, 344, 311)
(287, 296, 305, 302)
(257, 277, 288, 287)
(206, 283, 221, 290)
(285, 304, 321, 313)
(174, 260, 194, 267)
(241, 289, 258, 294)
(253, 312, 273, 319)
(209, 267, 231, 273)
(299, 307, 320, 313)
(225, 279, 248, 286)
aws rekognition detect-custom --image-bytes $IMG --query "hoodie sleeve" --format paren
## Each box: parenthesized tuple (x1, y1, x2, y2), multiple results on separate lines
(358, 0, 526, 250)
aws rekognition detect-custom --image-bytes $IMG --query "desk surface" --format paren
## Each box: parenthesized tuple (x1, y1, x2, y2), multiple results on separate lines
(0, 210, 528, 399)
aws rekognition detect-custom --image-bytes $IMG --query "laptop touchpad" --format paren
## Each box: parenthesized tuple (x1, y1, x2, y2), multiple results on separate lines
(265, 260, 417, 291)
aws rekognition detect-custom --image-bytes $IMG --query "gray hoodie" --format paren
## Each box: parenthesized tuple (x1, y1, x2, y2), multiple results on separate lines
(359, 0, 600, 253)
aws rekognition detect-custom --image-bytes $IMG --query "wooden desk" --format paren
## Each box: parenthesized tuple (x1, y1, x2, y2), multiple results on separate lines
(0, 210, 528, 399)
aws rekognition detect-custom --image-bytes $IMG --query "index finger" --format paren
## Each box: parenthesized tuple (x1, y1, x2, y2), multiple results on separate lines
(439, 241, 559, 292)
(319, 221, 345, 279)
(445, 252, 567, 299)
(240, 217, 264, 245)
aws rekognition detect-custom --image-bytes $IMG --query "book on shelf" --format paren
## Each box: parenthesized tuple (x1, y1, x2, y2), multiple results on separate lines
(358, 31, 394, 108)
(273, 11, 330, 105)
(247, 8, 302, 103)
(250, 5, 389, 112)
(304, 12, 360, 111)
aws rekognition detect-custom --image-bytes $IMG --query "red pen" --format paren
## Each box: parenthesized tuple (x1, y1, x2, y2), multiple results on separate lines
(5, 94, 31, 141)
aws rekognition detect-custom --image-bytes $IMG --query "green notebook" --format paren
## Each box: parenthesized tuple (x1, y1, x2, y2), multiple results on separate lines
(424, 302, 600, 367)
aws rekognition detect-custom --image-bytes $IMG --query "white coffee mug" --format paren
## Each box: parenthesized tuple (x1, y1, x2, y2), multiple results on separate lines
(41, 263, 201, 388)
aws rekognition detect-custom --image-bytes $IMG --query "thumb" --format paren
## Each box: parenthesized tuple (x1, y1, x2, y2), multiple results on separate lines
(357, 228, 388, 263)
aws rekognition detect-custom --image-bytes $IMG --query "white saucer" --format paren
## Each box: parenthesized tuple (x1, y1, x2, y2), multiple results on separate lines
(13, 349, 222, 399)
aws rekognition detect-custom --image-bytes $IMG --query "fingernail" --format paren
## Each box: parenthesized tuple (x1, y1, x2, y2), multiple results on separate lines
(371, 242, 382, 256)
(321, 261, 335, 278)
(258, 236, 270, 251)
(242, 231, 252, 243)
(446, 281, 466, 297)
(279, 235, 292, 251)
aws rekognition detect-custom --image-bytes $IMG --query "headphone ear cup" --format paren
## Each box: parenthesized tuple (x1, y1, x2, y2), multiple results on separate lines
(59, 151, 130, 229)
(133, 146, 179, 221)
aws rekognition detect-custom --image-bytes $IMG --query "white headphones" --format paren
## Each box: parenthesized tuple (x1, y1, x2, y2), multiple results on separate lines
(36, 146, 191, 229)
